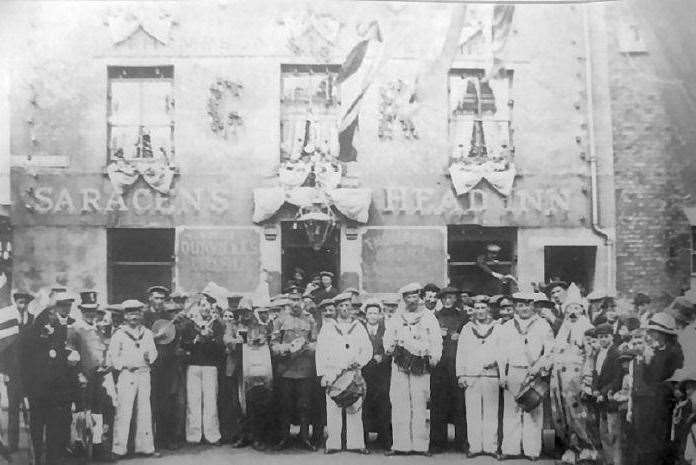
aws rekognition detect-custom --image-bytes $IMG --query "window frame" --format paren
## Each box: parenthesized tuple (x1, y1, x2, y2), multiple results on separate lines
(106, 65, 175, 164)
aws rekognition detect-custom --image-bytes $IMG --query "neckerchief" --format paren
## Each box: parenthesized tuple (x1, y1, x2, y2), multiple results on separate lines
(513, 315, 538, 338)
(333, 319, 359, 336)
(400, 312, 423, 327)
(123, 327, 144, 348)
(472, 321, 495, 341)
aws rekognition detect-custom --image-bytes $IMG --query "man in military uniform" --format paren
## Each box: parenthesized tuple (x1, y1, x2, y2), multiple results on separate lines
(429, 287, 469, 453)
(383, 283, 442, 456)
(109, 300, 158, 458)
(4, 290, 34, 453)
(497, 292, 554, 460)
(20, 291, 81, 465)
(67, 291, 117, 460)
(271, 294, 318, 450)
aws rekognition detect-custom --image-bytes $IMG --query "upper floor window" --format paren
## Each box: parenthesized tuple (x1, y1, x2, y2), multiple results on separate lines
(280, 64, 341, 163)
(107, 66, 174, 163)
(448, 69, 513, 163)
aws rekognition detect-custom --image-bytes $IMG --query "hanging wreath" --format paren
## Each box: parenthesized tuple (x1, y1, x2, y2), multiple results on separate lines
(207, 79, 243, 138)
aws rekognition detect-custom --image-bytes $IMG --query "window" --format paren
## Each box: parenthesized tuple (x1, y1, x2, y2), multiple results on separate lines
(448, 69, 513, 162)
(107, 66, 174, 162)
(544, 246, 597, 294)
(280, 64, 341, 162)
(447, 225, 516, 295)
(691, 227, 696, 275)
(107, 228, 174, 304)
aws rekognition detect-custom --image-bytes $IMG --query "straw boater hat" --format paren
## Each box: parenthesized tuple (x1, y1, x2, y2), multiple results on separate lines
(646, 312, 677, 335)
(362, 298, 382, 313)
(399, 282, 422, 296)
(511, 291, 536, 302)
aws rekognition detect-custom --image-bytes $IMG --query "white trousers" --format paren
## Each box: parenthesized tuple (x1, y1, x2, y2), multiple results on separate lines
(389, 365, 430, 452)
(465, 376, 500, 454)
(186, 365, 221, 444)
(112, 369, 155, 455)
(325, 394, 365, 450)
(501, 367, 543, 457)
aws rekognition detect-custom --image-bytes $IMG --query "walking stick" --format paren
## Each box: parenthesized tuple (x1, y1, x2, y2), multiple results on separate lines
(20, 399, 31, 465)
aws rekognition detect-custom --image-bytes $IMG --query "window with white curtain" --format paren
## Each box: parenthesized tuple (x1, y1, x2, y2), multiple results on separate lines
(280, 64, 341, 162)
(448, 69, 513, 161)
(107, 66, 174, 163)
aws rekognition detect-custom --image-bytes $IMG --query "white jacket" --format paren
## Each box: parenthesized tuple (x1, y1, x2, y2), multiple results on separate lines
(383, 309, 443, 367)
(316, 319, 372, 383)
(456, 320, 500, 378)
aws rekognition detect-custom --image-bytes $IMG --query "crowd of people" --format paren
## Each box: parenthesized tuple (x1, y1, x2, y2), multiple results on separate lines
(2, 269, 696, 465)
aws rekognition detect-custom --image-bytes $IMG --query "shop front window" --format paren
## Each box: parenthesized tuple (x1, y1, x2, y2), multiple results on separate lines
(107, 228, 174, 304)
(447, 225, 516, 295)
(107, 66, 175, 163)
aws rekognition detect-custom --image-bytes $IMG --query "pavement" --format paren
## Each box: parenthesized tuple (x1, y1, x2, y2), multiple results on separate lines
(115, 444, 557, 465)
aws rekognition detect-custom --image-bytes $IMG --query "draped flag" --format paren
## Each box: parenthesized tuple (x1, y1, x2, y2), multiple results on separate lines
(336, 20, 385, 162)
(485, 5, 515, 81)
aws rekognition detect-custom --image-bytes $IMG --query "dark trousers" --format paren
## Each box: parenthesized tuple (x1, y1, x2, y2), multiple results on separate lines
(279, 377, 313, 440)
(430, 366, 467, 450)
(218, 374, 242, 442)
(7, 374, 22, 451)
(151, 364, 180, 449)
(29, 403, 71, 465)
(362, 369, 391, 448)
(242, 386, 272, 442)
(311, 377, 325, 444)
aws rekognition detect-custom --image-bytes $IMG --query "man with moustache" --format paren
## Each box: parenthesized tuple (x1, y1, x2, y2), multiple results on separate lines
(271, 293, 318, 450)
(422, 284, 441, 313)
(496, 291, 554, 461)
(430, 286, 469, 453)
(383, 283, 442, 456)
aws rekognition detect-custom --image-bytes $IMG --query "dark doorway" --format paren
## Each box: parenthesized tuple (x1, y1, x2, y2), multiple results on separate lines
(107, 228, 174, 304)
(544, 246, 597, 294)
(281, 221, 340, 291)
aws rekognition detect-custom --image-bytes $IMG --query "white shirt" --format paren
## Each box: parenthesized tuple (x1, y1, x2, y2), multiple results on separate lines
(108, 325, 157, 371)
(595, 347, 609, 372)
(456, 320, 500, 377)
(383, 309, 443, 366)
(365, 322, 379, 337)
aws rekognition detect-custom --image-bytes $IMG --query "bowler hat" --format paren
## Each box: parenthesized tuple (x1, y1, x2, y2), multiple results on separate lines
(320, 271, 334, 279)
(12, 290, 34, 302)
(594, 323, 613, 336)
(439, 286, 460, 298)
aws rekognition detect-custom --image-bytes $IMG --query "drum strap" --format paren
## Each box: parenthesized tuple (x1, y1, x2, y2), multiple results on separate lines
(513, 317, 541, 367)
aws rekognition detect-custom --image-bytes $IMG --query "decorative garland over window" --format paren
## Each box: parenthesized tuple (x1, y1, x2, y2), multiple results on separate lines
(207, 79, 243, 138)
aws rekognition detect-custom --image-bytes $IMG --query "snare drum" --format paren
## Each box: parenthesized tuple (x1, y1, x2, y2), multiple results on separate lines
(515, 376, 550, 412)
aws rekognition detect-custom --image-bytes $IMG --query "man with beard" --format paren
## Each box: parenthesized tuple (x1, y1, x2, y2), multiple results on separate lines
(497, 292, 554, 461)
(271, 293, 318, 450)
(457, 295, 500, 458)
(383, 283, 442, 456)
(422, 283, 441, 313)
(429, 286, 468, 453)
(316, 293, 372, 454)
(20, 291, 81, 465)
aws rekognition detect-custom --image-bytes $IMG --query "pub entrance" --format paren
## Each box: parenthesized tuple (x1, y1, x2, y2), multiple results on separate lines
(281, 221, 340, 291)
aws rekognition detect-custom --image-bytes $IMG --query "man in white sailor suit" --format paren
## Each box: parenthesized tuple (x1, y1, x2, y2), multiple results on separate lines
(108, 300, 158, 458)
(315, 292, 372, 454)
(496, 291, 554, 461)
(456, 295, 501, 458)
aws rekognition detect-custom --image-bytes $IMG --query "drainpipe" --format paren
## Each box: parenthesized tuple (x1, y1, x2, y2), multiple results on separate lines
(583, 3, 615, 294)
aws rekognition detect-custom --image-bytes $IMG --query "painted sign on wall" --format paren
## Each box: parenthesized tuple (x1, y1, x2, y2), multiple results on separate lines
(176, 227, 261, 293)
(361, 227, 446, 293)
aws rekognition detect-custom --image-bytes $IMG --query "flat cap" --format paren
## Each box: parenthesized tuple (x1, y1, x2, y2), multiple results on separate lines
(533, 292, 553, 303)
(343, 287, 359, 295)
(121, 299, 145, 311)
(320, 271, 335, 278)
(584, 327, 596, 337)
(381, 295, 401, 306)
(439, 286, 460, 297)
(147, 285, 170, 295)
(399, 282, 422, 296)
(473, 295, 490, 303)
(647, 312, 677, 335)
(54, 291, 75, 305)
(333, 292, 353, 304)
(594, 323, 613, 336)
(318, 299, 335, 308)
(13, 290, 34, 302)
(362, 298, 382, 312)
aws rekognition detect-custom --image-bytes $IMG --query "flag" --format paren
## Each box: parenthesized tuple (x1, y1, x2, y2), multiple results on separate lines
(337, 20, 385, 163)
(0, 304, 19, 356)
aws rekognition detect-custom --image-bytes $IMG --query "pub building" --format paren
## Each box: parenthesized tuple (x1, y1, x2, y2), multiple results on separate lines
(5, 1, 615, 304)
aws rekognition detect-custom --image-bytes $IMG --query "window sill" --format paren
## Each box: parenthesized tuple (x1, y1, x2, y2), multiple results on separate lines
(11, 155, 70, 168)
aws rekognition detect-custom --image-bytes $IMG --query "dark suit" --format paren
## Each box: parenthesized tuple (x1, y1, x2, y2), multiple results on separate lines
(310, 286, 339, 305)
(5, 309, 33, 451)
(20, 313, 79, 465)
(361, 321, 391, 448)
